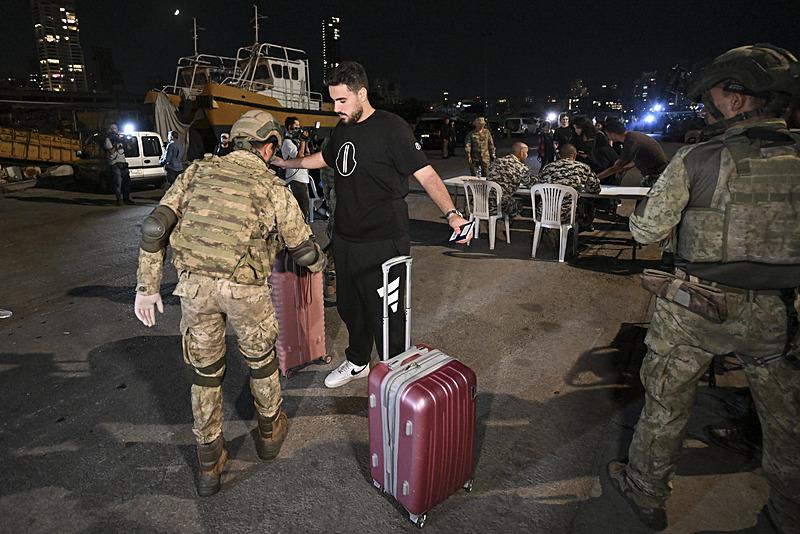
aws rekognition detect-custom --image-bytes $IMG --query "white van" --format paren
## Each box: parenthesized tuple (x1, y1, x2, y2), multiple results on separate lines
(74, 130, 168, 191)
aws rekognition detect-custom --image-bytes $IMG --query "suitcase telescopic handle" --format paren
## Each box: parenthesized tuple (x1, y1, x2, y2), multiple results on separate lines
(381, 255, 412, 361)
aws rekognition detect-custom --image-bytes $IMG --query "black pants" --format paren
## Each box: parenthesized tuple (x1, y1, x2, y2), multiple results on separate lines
(333, 234, 410, 366)
(166, 168, 180, 186)
(289, 180, 310, 221)
(110, 163, 131, 201)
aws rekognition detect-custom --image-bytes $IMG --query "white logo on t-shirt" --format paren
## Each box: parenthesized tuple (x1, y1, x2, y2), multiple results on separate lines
(414, 142, 422, 150)
(336, 142, 357, 177)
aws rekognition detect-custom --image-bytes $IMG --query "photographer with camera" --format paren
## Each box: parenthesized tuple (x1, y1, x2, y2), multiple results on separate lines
(103, 122, 134, 206)
(281, 116, 312, 220)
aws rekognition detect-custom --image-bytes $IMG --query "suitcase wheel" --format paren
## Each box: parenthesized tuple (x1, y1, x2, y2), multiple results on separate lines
(284, 368, 295, 379)
(409, 513, 426, 528)
(463, 479, 474, 492)
(323, 354, 332, 364)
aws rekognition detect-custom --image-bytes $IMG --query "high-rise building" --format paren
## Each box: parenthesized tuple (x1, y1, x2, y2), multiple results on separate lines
(31, 0, 88, 92)
(592, 83, 624, 112)
(633, 71, 658, 113)
(567, 79, 588, 112)
(321, 16, 341, 84)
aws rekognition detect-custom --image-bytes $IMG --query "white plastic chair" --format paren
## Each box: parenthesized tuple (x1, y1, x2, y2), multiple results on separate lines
(463, 179, 511, 250)
(308, 179, 325, 223)
(530, 184, 578, 262)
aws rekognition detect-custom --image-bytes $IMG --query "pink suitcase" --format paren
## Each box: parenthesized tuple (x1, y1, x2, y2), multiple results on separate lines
(269, 249, 330, 378)
(368, 256, 477, 528)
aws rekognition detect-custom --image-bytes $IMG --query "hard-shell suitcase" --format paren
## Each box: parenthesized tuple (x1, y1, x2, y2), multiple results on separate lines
(269, 249, 330, 378)
(368, 256, 477, 528)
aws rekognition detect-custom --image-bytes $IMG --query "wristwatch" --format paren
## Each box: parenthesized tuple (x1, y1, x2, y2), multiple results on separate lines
(444, 209, 463, 220)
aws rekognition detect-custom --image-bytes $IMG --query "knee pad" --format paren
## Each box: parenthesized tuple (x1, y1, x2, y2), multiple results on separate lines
(245, 348, 279, 380)
(192, 356, 226, 387)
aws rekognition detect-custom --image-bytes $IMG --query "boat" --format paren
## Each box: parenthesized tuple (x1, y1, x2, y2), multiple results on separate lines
(145, 9, 339, 155)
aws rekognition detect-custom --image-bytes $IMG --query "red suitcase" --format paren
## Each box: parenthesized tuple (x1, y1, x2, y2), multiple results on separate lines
(269, 249, 330, 378)
(368, 256, 477, 528)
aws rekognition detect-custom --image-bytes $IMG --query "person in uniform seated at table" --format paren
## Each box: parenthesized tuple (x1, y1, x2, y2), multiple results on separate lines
(530, 143, 600, 230)
(487, 141, 535, 218)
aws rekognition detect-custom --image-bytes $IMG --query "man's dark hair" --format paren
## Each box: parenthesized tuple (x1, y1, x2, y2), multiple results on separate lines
(604, 118, 627, 135)
(326, 61, 369, 92)
(284, 116, 299, 130)
(168, 130, 179, 139)
(109, 122, 118, 128)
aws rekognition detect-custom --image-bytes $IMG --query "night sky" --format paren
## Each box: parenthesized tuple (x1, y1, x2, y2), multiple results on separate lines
(2, 0, 799, 102)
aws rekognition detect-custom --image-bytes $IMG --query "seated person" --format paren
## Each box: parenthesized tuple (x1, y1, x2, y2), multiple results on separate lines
(530, 143, 600, 230)
(487, 141, 535, 218)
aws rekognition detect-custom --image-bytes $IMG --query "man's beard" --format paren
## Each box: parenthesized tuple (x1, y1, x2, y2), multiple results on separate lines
(341, 103, 363, 124)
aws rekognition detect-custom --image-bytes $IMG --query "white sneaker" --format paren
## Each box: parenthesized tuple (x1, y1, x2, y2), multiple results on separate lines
(324, 359, 370, 388)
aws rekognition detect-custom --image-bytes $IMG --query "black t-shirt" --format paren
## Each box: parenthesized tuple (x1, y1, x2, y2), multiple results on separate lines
(322, 110, 429, 242)
(553, 126, 575, 148)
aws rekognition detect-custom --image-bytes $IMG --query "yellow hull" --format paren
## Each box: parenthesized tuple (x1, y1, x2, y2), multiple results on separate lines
(201, 83, 339, 132)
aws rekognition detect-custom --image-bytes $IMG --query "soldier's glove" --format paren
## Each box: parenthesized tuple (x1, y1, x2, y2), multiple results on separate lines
(134, 292, 164, 327)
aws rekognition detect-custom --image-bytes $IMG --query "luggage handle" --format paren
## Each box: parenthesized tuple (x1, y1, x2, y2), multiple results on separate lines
(381, 255, 412, 361)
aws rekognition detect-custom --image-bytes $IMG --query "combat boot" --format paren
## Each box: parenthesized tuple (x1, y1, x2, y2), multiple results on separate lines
(704, 425, 762, 457)
(254, 410, 288, 461)
(196, 435, 227, 497)
(607, 460, 667, 531)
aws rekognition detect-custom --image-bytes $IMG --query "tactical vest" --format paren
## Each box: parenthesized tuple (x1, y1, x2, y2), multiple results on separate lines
(677, 125, 800, 266)
(170, 156, 269, 281)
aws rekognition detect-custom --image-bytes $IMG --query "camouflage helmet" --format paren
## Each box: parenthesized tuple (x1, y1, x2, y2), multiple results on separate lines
(230, 110, 283, 148)
(687, 43, 800, 104)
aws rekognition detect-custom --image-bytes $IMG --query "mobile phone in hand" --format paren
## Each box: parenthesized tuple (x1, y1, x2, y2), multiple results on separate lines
(449, 220, 475, 242)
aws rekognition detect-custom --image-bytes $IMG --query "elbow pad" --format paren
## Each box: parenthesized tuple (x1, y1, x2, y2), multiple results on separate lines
(288, 238, 320, 267)
(140, 205, 178, 253)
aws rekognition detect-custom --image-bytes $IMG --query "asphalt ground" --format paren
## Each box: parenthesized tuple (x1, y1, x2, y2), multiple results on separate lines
(0, 137, 770, 533)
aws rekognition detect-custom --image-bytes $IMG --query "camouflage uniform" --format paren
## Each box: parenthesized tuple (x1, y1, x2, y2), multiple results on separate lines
(487, 153, 534, 217)
(530, 158, 600, 222)
(619, 117, 800, 532)
(464, 125, 496, 177)
(136, 150, 324, 445)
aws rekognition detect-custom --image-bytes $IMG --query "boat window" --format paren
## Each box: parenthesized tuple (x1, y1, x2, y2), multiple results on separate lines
(253, 64, 271, 81)
(141, 136, 162, 157)
(271, 64, 282, 78)
(283, 66, 290, 79)
(291, 67, 299, 80)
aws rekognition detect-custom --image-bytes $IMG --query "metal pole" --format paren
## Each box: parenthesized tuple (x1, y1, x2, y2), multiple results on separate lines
(193, 18, 198, 57)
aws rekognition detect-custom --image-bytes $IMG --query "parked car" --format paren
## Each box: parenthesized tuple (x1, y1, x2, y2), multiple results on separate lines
(503, 117, 538, 137)
(414, 117, 446, 150)
(73, 130, 168, 192)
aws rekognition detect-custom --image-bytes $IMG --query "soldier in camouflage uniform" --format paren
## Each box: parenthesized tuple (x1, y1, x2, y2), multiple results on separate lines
(464, 117, 496, 177)
(487, 141, 534, 217)
(530, 143, 600, 226)
(607, 44, 800, 533)
(133, 110, 325, 497)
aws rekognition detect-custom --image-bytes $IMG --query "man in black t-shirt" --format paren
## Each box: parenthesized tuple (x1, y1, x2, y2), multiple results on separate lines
(273, 61, 471, 388)
(596, 118, 668, 187)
